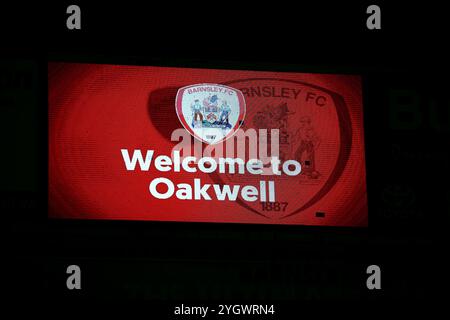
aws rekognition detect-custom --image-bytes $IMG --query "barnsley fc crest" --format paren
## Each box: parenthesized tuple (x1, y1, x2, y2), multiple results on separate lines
(175, 83, 246, 144)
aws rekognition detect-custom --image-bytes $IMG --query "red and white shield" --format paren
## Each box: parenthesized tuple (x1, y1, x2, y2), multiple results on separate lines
(175, 83, 246, 144)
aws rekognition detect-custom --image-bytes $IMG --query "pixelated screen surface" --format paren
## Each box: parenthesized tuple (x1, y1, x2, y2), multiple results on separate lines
(48, 62, 367, 226)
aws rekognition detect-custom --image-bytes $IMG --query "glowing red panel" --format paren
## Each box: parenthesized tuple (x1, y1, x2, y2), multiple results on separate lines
(48, 62, 367, 226)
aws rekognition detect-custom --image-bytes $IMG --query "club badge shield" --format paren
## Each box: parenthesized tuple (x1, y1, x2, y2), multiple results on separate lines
(175, 83, 246, 144)
(208, 78, 359, 220)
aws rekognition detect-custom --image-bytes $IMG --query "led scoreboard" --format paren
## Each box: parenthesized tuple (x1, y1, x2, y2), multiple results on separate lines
(48, 63, 367, 226)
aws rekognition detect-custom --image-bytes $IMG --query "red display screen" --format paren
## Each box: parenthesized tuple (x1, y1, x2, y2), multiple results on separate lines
(48, 62, 367, 226)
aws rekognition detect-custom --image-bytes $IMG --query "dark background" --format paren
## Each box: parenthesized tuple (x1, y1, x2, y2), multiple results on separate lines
(1, 1, 449, 311)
